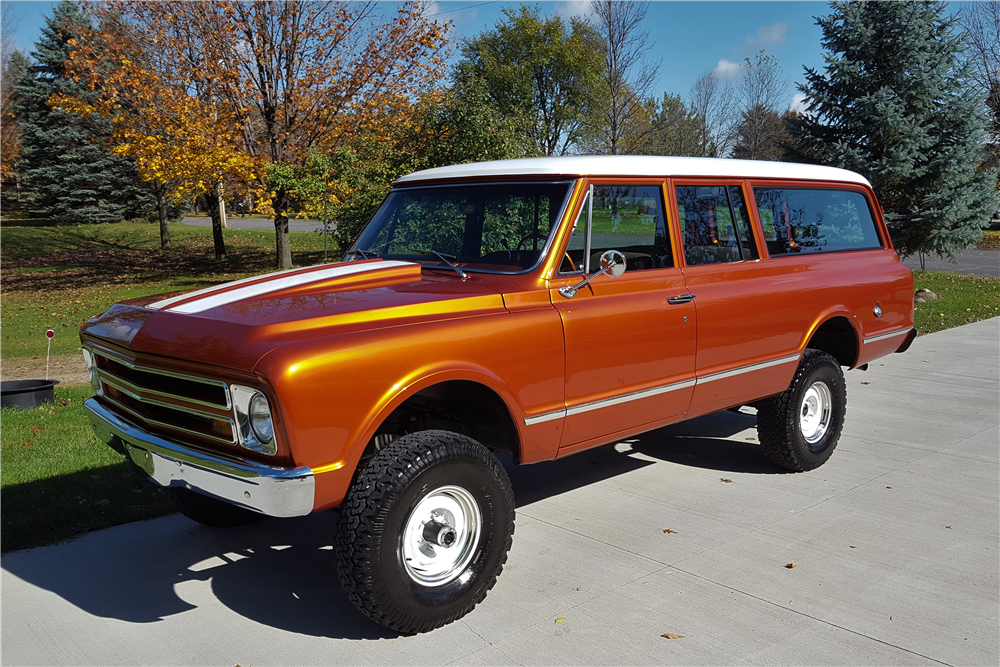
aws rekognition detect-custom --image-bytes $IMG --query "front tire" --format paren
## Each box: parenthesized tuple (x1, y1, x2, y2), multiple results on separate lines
(336, 430, 515, 634)
(757, 350, 847, 471)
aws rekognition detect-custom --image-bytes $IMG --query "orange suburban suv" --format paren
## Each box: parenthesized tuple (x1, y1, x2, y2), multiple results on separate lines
(82, 156, 915, 633)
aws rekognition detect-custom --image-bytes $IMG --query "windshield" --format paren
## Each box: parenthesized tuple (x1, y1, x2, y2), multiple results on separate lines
(349, 181, 574, 274)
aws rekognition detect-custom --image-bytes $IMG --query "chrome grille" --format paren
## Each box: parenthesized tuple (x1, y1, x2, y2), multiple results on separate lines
(87, 345, 236, 446)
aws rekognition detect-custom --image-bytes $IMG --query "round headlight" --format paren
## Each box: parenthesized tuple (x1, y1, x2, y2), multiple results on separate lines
(249, 393, 274, 444)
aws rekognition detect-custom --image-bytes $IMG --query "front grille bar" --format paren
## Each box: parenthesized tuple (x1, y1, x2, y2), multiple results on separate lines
(85, 344, 236, 446)
(88, 345, 231, 410)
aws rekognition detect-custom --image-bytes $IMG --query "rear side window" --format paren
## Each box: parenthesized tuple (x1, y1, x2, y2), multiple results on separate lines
(753, 187, 882, 256)
(675, 185, 759, 266)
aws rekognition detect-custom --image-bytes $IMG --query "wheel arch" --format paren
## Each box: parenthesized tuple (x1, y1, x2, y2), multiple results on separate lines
(355, 368, 524, 467)
(802, 311, 862, 368)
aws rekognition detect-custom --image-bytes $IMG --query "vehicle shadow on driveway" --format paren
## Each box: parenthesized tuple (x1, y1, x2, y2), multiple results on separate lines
(2, 410, 781, 640)
(633, 410, 787, 475)
(507, 409, 784, 506)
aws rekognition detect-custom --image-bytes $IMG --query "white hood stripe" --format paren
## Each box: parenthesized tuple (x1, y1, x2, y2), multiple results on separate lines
(147, 265, 315, 311)
(150, 261, 416, 315)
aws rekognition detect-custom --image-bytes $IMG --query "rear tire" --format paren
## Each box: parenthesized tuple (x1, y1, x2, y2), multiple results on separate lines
(757, 349, 846, 471)
(168, 487, 264, 527)
(336, 430, 515, 634)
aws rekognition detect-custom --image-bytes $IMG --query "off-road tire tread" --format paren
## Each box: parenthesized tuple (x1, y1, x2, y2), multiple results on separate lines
(168, 487, 264, 527)
(335, 430, 515, 634)
(757, 349, 846, 472)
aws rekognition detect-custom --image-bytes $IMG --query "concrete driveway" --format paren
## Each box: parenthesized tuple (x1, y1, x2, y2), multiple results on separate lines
(2, 318, 998, 666)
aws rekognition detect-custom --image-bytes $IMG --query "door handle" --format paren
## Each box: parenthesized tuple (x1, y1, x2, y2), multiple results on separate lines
(667, 294, 696, 305)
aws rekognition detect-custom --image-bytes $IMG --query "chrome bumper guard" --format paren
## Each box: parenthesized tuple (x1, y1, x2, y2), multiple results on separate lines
(84, 398, 315, 518)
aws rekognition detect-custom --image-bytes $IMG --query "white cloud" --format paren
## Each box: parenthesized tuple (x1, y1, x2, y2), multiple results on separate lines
(555, 0, 593, 21)
(419, 2, 442, 18)
(745, 21, 791, 50)
(714, 59, 742, 79)
(789, 92, 810, 114)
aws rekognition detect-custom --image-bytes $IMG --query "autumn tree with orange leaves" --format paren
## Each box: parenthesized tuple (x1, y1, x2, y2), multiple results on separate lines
(74, 0, 449, 269)
(54, 15, 260, 255)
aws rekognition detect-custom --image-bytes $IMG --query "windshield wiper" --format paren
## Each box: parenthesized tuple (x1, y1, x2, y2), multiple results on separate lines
(408, 248, 468, 280)
(343, 249, 379, 261)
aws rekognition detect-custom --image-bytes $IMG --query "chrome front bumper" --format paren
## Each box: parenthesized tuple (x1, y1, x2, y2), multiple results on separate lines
(84, 398, 315, 518)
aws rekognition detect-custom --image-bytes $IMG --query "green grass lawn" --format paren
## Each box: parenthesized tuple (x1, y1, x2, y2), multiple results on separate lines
(1, 220, 337, 358)
(0, 385, 175, 553)
(913, 270, 1000, 334)
(1, 220, 338, 551)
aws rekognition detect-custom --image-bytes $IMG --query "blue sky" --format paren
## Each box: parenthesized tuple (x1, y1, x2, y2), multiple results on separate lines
(3, 0, 969, 112)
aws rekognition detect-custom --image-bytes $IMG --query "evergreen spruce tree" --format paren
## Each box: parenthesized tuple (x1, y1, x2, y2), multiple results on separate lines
(789, 0, 998, 262)
(15, 0, 150, 224)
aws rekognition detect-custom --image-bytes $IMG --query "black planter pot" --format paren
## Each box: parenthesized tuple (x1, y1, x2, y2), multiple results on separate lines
(1, 379, 61, 410)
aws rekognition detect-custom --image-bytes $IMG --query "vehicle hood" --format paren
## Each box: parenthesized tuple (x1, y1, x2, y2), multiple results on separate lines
(81, 260, 509, 372)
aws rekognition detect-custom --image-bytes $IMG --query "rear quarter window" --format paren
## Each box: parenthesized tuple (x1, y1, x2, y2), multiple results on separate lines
(753, 187, 883, 256)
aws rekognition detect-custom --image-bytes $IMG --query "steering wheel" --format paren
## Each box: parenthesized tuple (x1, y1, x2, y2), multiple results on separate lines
(515, 233, 548, 252)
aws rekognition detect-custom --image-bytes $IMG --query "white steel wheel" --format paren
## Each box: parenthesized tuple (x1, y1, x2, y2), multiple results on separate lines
(757, 349, 847, 472)
(401, 485, 482, 586)
(799, 380, 833, 445)
(336, 430, 515, 634)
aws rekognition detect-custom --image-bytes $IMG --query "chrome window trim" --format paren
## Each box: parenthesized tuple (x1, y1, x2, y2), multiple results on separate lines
(522, 353, 802, 426)
(863, 328, 911, 344)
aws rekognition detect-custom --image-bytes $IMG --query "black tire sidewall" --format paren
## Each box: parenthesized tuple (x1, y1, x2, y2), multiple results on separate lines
(788, 360, 846, 467)
(378, 455, 510, 621)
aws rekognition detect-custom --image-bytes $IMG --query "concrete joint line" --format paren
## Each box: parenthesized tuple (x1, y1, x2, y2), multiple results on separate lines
(455, 621, 524, 667)
(518, 511, 670, 568)
(669, 565, 953, 666)
(667, 465, 914, 571)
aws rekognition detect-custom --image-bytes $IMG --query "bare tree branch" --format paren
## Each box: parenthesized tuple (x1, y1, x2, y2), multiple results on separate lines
(582, 0, 659, 155)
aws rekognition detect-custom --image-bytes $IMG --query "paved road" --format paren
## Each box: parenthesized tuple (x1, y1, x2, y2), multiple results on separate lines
(901, 247, 1000, 279)
(2, 318, 998, 666)
(182, 216, 333, 233)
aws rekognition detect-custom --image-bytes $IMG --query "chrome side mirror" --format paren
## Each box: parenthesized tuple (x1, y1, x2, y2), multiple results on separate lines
(558, 250, 627, 299)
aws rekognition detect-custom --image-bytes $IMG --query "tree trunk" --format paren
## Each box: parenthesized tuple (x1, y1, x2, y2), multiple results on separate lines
(155, 184, 171, 250)
(273, 187, 292, 269)
(219, 193, 228, 229)
(206, 182, 227, 261)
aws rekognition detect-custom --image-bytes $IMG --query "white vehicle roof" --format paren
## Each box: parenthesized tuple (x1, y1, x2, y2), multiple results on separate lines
(395, 155, 872, 188)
